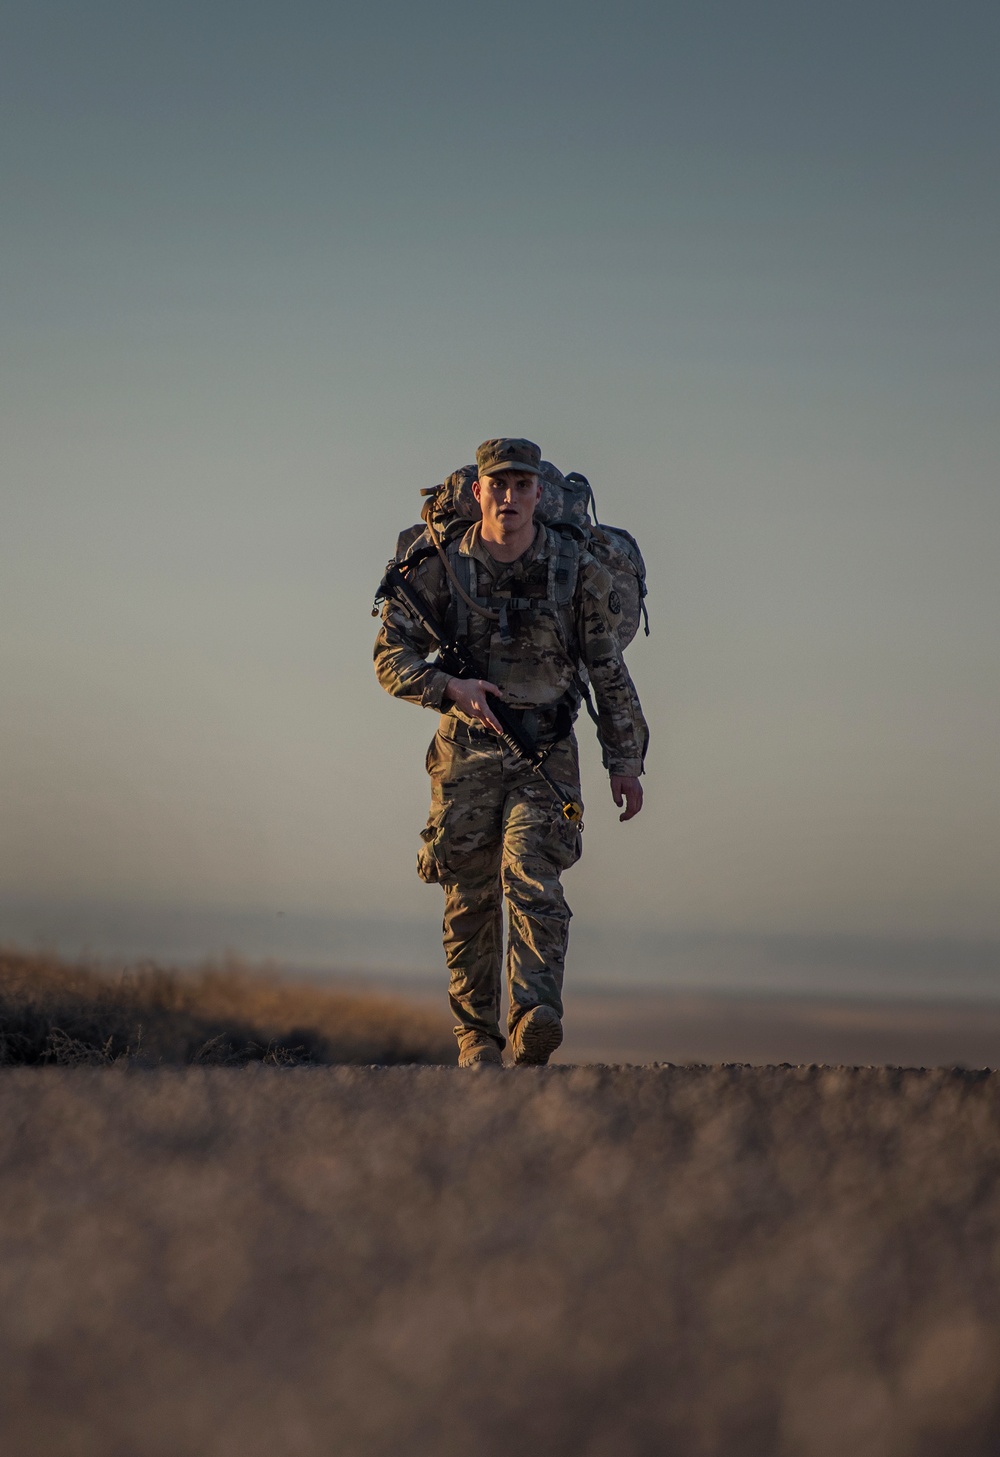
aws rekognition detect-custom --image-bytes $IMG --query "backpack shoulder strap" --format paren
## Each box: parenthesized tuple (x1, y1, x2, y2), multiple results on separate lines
(444, 536, 475, 640)
(545, 526, 582, 608)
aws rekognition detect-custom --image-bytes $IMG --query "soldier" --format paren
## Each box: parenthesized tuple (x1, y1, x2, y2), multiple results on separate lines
(374, 437, 648, 1067)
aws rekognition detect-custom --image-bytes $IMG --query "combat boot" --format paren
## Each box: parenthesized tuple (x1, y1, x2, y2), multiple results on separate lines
(511, 1005, 563, 1066)
(457, 1034, 504, 1069)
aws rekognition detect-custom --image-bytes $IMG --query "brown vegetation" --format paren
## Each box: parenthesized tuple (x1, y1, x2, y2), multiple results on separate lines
(0, 948, 455, 1066)
(2, 1061, 1000, 1455)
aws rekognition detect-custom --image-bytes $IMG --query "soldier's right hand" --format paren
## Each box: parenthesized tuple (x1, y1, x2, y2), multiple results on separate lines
(445, 677, 505, 734)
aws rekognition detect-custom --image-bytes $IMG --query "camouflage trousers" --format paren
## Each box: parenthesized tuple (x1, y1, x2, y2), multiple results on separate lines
(417, 726, 584, 1051)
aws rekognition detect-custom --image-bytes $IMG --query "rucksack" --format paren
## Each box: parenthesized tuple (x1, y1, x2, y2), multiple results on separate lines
(395, 459, 649, 650)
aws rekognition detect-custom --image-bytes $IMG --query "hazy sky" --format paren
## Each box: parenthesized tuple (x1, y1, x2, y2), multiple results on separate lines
(2, 0, 998, 947)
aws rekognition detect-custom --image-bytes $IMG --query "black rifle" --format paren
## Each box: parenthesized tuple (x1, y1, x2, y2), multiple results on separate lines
(374, 557, 583, 823)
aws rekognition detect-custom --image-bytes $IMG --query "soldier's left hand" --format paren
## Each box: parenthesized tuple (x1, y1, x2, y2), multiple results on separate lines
(611, 775, 643, 822)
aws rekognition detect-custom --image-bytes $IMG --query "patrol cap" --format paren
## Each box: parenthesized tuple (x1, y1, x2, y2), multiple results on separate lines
(475, 437, 543, 479)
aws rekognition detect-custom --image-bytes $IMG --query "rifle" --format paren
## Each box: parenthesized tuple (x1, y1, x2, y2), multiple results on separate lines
(374, 556, 584, 824)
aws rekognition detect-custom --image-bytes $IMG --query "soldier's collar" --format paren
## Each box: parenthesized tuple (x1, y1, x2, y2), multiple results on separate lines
(460, 522, 549, 567)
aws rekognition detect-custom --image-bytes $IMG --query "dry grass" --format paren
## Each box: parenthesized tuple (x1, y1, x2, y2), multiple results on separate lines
(2, 1062, 1000, 1455)
(0, 948, 455, 1067)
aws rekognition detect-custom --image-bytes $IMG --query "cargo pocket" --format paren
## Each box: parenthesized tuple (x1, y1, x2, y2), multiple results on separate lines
(539, 740, 583, 872)
(546, 813, 584, 872)
(417, 808, 451, 885)
(418, 734, 452, 884)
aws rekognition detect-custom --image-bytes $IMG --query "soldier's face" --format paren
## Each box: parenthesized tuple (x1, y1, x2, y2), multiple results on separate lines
(473, 471, 543, 536)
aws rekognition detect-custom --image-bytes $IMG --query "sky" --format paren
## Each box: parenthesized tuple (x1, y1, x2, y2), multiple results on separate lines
(2, 0, 998, 982)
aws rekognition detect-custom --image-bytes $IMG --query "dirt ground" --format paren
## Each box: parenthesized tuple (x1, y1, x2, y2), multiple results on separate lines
(554, 987, 1000, 1068)
(2, 1063, 1000, 1457)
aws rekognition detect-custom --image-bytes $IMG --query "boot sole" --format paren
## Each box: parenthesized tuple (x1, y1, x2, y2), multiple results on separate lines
(512, 1008, 563, 1066)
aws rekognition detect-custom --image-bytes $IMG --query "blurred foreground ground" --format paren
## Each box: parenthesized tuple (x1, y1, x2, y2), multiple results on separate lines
(2, 1064, 1000, 1457)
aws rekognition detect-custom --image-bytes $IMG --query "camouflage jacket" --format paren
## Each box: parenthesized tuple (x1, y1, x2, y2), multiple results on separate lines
(374, 523, 648, 778)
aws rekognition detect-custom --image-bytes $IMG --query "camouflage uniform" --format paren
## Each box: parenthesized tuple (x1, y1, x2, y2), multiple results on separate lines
(374, 520, 648, 1053)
